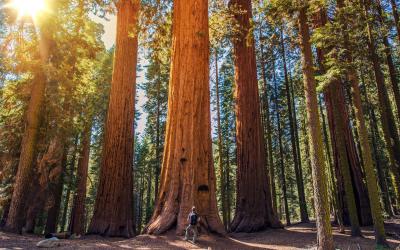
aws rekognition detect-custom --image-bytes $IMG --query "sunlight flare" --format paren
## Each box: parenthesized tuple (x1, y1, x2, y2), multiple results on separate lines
(7, 0, 47, 19)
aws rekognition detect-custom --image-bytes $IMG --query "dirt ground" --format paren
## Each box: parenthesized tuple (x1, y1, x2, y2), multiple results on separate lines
(0, 220, 399, 249)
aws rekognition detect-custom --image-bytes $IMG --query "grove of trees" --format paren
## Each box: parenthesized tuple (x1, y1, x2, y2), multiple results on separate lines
(1, 0, 400, 249)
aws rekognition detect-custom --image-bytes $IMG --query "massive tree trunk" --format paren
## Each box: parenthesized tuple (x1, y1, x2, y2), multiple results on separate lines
(229, 0, 281, 232)
(70, 123, 92, 235)
(4, 32, 49, 233)
(145, 0, 225, 235)
(298, 6, 333, 250)
(280, 29, 309, 223)
(87, 0, 139, 238)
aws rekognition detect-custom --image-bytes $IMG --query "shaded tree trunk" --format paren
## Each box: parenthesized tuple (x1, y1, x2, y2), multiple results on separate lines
(145, 0, 225, 235)
(362, 77, 394, 216)
(259, 33, 277, 212)
(280, 29, 308, 223)
(45, 148, 69, 234)
(60, 137, 79, 232)
(215, 50, 228, 229)
(87, 0, 139, 238)
(272, 57, 290, 226)
(298, 6, 333, 249)
(229, 0, 281, 232)
(363, 0, 400, 207)
(389, 0, 400, 46)
(70, 123, 92, 235)
(375, 0, 400, 122)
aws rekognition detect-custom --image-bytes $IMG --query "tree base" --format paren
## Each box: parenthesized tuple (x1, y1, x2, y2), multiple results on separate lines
(230, 213, 283, 233)
(87, 220, 135, 238)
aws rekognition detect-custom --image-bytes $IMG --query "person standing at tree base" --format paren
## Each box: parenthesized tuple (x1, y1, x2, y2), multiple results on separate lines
(185, 207, 200, 243)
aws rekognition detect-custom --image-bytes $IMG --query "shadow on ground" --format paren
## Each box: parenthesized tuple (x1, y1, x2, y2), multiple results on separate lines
(0, 221, 399, 249)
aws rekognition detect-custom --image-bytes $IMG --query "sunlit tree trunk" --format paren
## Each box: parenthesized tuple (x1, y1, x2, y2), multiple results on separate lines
(88, 0, 139, 238)
(145, 0, 225, 235)
(298, 6, 333, 249)
(4, 30, 49, 233)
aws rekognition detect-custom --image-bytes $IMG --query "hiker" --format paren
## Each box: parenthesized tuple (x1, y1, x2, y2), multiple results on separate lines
(185, 206, 200, 243)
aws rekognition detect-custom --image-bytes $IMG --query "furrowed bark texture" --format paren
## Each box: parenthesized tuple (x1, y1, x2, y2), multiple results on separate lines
(145, 0, 225, 236)
(230, 0, 282, 233)
(87, 0, 139, 238)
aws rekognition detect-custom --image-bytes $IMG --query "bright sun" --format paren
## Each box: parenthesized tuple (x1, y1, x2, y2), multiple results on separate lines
(8, 0, 46, 19)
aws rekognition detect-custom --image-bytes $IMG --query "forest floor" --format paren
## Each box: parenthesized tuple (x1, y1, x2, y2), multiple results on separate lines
(0, 219, 399, 250)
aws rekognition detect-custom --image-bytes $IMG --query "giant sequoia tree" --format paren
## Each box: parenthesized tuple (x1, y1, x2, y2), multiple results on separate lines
(87, 0, 140, 238)
(145, 0, 225, 235)
(229, 0, 281, 232)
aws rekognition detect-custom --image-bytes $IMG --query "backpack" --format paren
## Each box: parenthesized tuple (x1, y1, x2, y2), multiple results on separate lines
(190, 213, 198, 225)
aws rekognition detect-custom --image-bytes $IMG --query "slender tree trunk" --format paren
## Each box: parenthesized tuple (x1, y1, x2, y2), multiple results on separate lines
(389, 0, 400, 45)
(280, 29, 308, 223)
(45, 148, 69, 234)
(375, 0, 400, 122)
(145, 0, 225, 235)
(229, 0, 281, 232)
(154, 77, 161, 203)
(4, 32, 49, 233)
(346, 70, 388, 245)
(275, 80, 290, 226)
(362, 77, 394, 216)
(215, 50, 228, 229)
(319, 98, 345, 232)
(60, 137, 78, 232)
(329, 84, 362, 236)
(70, 123, 92, 235)
(363, 0, 400, 207)
(88, 0, 139, 238)
(260, 34, 277, 212)
(298, 7, 333, 249)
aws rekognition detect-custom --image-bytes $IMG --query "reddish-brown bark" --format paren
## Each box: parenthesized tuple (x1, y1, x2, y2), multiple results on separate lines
(229, 0, 281, 232)
(145, 0, 225, 236)
(87, 0, 139, 238)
